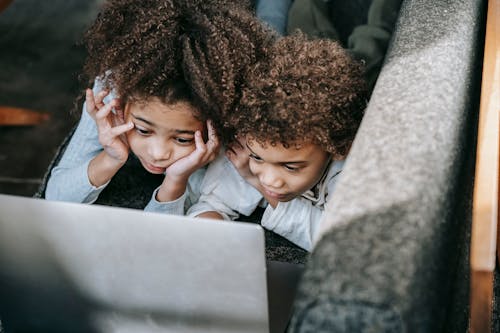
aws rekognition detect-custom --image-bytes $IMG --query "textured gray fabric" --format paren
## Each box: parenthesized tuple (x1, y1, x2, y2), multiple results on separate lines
(289, 0, 484, 331)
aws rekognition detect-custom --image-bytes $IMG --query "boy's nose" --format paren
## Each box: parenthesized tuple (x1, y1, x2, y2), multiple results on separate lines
(259, 169, 283, 189)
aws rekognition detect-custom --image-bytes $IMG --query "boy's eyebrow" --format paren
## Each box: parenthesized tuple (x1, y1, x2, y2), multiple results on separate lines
(245, 142, 307, 164)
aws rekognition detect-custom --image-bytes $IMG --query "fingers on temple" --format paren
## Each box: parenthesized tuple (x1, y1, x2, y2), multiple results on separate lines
(110, 122, 134, 137)
(94, 101, 117, 129)
(95, 101, 113, 119)
(86, 89, 110, 116)
(194, 131, 207, 156)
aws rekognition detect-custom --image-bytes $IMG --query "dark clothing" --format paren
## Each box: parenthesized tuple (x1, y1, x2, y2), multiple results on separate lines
(287, 0, 402, 90)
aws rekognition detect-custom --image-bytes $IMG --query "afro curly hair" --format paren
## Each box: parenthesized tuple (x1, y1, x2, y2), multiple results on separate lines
(81, 0, 275, 127)
(230, 33, 368, 157)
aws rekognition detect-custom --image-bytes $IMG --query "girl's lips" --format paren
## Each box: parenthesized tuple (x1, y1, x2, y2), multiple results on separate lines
(142, 160, 166, 174)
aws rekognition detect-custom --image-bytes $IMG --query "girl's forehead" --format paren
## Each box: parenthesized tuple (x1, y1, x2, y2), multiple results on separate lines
(126, 99, 204, 130)
(130, 97, 197, 113)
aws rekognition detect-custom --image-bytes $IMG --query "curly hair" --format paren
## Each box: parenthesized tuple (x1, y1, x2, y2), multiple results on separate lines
(230, 33, 368, 157)
(82, 0, 274, 127)
(178, 2, 275, 140)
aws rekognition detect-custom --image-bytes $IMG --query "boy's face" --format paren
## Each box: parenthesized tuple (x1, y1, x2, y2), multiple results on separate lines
(124, 98, 205, 174)
(246, 139, 331, 202)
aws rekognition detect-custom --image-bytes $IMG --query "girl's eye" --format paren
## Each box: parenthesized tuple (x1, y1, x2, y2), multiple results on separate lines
(249, 153, 262, 162)
(135, 127, 151, 136)
(175, 137, 194, 145)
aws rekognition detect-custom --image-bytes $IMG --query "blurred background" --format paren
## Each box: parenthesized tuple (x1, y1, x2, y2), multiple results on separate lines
(0, 0, 104, 196)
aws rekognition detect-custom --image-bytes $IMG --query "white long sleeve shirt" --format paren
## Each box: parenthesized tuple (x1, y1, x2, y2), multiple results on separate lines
(188, 155, 344, 251)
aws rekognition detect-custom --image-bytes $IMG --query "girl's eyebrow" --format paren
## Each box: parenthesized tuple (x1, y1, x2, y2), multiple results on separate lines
(132, 114, 155, 127)
(174, 129, 196, 135)
(132, 114, 195, 135)
(245, 142, 307, 164)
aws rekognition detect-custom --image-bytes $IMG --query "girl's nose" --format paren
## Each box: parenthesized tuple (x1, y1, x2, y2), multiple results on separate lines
(149, 140, 171, 162)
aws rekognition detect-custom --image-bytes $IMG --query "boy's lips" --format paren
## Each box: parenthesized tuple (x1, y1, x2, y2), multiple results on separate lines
(263, 187, 288, 200)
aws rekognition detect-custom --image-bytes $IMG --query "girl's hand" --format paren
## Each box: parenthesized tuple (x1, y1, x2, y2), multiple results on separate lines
(86, 89, 133, 165)
(156, 120, 220, 202)
(225, 135, 259, 187)
(166, 120, 220, 180)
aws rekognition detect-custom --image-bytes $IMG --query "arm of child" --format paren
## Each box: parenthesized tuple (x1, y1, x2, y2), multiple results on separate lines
(261, 198, 323, 252)
(86, 88, 132, 187)
(144, 167, 206, 215)
(196, 211, 226, 220)
(45, 82, 127, 203)
(187, 154, 263, 220)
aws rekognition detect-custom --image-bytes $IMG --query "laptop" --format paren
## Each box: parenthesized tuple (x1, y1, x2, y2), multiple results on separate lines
(0, 194, 302, 333)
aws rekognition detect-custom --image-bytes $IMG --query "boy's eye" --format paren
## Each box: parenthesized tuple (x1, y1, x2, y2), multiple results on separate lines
(175, 137, 194, 145)
(284, 164, 300, 172)
(249, 153, 262, 162)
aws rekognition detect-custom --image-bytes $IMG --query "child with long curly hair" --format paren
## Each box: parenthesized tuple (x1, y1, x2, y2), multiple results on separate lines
(45, 0, 274, 215)
(189, 34, 367, 251)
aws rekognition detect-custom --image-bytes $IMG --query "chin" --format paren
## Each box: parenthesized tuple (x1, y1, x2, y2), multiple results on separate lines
(145, 168, 165, 175)
(277, 194, 297, 203)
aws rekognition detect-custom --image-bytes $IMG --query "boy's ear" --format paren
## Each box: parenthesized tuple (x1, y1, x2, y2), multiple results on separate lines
(331, 151, 347, 161)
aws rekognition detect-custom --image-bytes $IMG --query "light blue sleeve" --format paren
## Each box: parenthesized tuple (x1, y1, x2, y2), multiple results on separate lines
(261, 198, 322, 252)
(45, 80, 116, 203)
(256, 0, 293, 36)
(144, 168, 206, 215)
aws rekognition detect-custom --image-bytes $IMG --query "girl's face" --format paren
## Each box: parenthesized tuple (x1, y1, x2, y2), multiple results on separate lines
(246, 139, 331, 202)
(124, 98, 205, 174)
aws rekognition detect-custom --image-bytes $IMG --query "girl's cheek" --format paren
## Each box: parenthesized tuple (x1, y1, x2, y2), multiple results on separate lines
(125, 132, 144, 155)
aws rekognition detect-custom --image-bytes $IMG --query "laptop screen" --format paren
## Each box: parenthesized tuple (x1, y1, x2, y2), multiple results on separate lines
(0, 194, 269, 333)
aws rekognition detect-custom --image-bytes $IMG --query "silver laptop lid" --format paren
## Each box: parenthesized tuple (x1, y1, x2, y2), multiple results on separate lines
(0, 194, 268, 333)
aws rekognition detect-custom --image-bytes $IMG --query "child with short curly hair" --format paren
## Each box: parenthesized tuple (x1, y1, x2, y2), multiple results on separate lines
(45, 0, 274, 215)
(189, 34, 367, 251)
